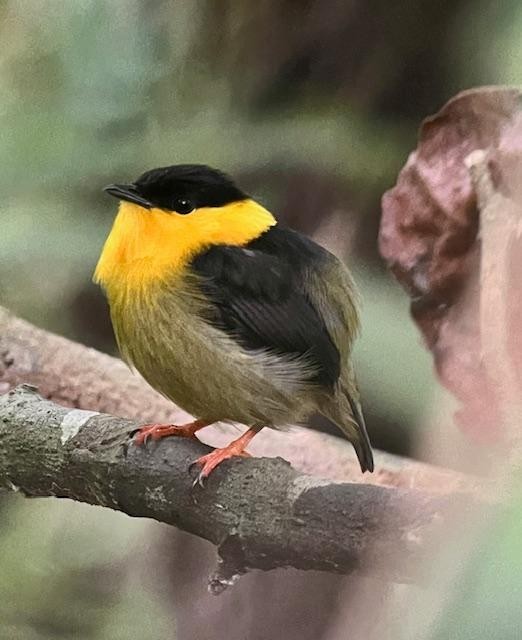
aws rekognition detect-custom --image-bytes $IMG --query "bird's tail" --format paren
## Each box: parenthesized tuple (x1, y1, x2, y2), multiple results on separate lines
(345, 394, 374, 473)
(321, 390, 374, 473)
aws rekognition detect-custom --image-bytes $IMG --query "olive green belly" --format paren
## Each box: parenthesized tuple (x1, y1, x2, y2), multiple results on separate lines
(109, 280, 318, 427)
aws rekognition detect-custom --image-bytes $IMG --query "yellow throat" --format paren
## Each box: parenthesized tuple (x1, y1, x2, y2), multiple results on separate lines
(94, 199, 276, 294)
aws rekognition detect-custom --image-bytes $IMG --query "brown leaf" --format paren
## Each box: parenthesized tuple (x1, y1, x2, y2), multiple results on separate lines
(379, 87, 522, 440)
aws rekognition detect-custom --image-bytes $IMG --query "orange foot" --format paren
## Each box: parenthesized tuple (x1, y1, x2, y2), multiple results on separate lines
(190, 427, 258, 487)
(133, 419, 208, 446)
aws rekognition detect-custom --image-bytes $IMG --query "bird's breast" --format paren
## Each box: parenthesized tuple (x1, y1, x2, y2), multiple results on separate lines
(107, 274, 221, 412)
(103, 271, 318, 424)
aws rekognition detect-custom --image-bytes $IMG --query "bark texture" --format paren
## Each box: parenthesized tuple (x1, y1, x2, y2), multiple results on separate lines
(0, 385, 466, 589)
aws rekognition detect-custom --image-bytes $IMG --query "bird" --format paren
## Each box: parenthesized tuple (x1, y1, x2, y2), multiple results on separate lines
(94, 164, 373, 485)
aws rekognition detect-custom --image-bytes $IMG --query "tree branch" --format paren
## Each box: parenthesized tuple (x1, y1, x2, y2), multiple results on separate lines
(0, 307, 476, 493)
(0, 384, 469, 590)
(0, 307, 483, 588)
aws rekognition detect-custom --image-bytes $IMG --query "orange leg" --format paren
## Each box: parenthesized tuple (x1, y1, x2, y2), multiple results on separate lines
(133, 419, 209, 446)
(190, 427, 259, 487)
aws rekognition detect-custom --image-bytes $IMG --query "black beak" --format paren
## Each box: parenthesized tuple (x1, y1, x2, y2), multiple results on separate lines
(103, 184, 152, 209)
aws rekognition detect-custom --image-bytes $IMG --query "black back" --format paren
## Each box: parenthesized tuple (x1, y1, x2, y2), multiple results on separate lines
(190, 226, 340, 389)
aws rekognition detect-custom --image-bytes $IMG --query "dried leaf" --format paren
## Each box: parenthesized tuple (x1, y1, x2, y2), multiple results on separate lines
(379, 87, 522, 440)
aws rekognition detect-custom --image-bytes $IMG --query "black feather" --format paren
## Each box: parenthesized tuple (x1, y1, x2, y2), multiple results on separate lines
(190, 226, 340, 389)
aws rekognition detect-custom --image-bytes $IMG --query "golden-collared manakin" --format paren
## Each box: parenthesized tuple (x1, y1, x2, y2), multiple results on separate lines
(94, 164, 373, 484)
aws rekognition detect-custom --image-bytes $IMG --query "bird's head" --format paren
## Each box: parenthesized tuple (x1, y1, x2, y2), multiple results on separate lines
(95, 164, 276, 288)
(104, 164, 248, 215)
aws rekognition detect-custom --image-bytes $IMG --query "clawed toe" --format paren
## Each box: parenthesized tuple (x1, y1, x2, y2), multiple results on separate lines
(189, 432, 255, 487)
(133, 420, 208, 447)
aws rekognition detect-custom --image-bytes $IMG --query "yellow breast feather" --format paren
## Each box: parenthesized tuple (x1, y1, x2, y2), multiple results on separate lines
(94, 199, 276, 294)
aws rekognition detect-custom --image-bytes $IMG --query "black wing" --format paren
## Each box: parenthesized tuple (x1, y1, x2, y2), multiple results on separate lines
(189, 227, 340, 388)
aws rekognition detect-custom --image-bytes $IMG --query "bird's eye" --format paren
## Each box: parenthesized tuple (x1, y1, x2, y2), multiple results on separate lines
(173, 198, 195, 215)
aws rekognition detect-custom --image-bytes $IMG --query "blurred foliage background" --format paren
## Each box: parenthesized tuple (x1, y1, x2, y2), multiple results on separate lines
(1, 1, 521, 638)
